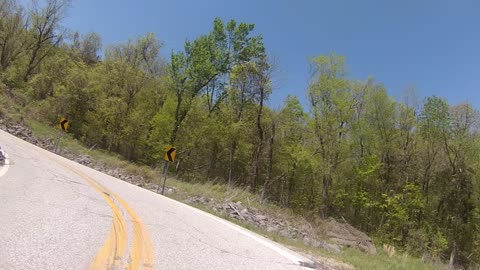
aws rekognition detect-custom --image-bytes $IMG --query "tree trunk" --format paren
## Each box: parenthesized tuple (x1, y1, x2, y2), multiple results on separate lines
(252, 86, 265, 192)
(170, 117, 180, 146)
(287, 174, 294, 208)
(206, 142, 218, 181)
(24, 47, 39, 81)
(261, 121, 275, 202)
(228, 140, 237, 186)
(252, 144, 262, 192)
(449, 243, 456, 269)
(321, 173, 332, 218)
(170, 92, 183, 145)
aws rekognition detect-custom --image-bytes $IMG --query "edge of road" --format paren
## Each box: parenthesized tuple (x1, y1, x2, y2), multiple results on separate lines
(0, 151, 10, 177)
(0, 129, 315, 269)
(48, 150, 155, 270)
(156, 189, 315, 267)
(99, 167, 316, 268)
(0, 131, 154, 269)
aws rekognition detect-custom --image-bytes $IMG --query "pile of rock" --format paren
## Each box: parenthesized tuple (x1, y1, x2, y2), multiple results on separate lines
(0, 120, 55, 151)
(0, 116, 158, 191)
(59, 152, 93, 166)
(88, 164, 177, 194)
(185, 196, 378, 255)
(323, 218, 377, 254)
(90, 164, 152, 189)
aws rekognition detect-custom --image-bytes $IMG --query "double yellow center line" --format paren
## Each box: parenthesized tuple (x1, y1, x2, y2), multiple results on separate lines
(54, 158, 154, 269)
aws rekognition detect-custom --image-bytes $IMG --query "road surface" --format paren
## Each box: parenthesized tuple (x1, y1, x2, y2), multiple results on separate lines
(0, 130, 315, 270)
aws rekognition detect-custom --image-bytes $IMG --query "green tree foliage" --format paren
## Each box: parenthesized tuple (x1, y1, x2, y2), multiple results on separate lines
(162, 18, 266, 146)
(0, 0, 25, 72)
(1, 1, 479, 268)
(71, 31, 102, 65)
(24, 0, 71, 81)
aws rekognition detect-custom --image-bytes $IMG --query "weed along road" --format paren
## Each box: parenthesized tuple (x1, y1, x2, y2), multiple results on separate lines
(0, 130, 314, 270)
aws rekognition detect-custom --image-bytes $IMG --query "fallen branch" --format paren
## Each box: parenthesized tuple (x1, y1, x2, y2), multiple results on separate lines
(228, 203, 246, 221)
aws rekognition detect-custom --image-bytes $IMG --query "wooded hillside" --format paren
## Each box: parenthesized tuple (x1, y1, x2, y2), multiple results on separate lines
(1, 1, 479, 268)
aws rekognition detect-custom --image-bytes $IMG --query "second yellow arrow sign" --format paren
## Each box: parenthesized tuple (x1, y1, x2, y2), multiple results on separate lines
(164, 145, 176, 162)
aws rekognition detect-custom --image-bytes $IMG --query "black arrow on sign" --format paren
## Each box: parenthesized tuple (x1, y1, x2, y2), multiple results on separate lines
(166, 147, 175, 162)
(60, 119, 68, 131)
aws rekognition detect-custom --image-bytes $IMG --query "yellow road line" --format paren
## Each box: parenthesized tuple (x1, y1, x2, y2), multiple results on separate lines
(62, 164, 128, 269)
(47, 156, 128, 269)
(117, 196, 154, 270)
(51, 156, 154, 269)
(95, 182, 155, 270)
(88, 185, 128, 269)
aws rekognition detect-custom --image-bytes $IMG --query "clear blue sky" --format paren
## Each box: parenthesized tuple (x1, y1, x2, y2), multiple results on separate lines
(46, 0, 480, 107)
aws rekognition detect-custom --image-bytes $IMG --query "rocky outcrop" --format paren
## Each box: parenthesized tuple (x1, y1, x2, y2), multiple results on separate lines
(0, 117, 166, 190)
(323, 218, 377, 255)
(187, 196, 368, 255)
(0, 119, 55, 151)
(185, 196, 376, 256)
(186, 197, 308, 239)
(0, 117, 163, 189)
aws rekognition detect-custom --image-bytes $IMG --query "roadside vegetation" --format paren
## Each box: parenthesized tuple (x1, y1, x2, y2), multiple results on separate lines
(0, 109, 440, 270)
(1, 0, 479, 269)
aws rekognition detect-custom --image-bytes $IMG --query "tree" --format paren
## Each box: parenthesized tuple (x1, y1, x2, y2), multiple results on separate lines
(419, 96, 450, 204)
(308, 53, 357, 217)
(105, 32, 163, 76)
(226, 62, 260, 185)
(23, 0, 70, 81)
(0, 0, 26, 72)
(164, 18, 266, 146)
(71, 31, 101, 65)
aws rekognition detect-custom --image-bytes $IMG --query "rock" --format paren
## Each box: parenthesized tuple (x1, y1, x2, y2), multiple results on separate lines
(181, 195, 377, 258)
(75, 154, 92, 165)
(254, 214, 267, 221)
(314, 258, 355, 270)
(266, 225, 277, 232)
(324, 218, 376, 254)
(313, 240, 342, 254)
(279, 229, 293, 238)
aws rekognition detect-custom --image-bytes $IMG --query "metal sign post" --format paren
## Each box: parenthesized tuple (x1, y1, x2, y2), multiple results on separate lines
(161, 161, 170, 194)
(54, 117, 69, 153)
(53, 130, 63, 153)
(157, 145, 176, 195)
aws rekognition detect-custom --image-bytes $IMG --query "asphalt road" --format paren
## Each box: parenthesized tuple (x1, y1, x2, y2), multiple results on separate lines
(0, 130, 315, 270)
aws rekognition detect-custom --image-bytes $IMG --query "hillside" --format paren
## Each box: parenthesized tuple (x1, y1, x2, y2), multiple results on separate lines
(1, 0, 479, 269)
(0, 110, 443, 270)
